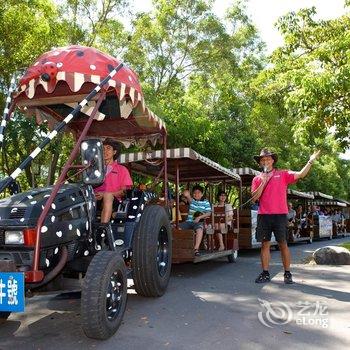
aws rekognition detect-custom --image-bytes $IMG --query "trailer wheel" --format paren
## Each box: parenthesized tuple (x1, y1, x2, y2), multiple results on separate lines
(81, 251, 127, 340)
(227, 250, 238, 263)
(132, 205, 172, 297)
(0, 312, 11, 325)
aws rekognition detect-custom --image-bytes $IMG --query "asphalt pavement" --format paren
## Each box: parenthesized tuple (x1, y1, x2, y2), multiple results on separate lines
(1, 237, 349, 350)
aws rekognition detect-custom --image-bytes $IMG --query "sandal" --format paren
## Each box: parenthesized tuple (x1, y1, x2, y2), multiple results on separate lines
(194, 249, 200, 257)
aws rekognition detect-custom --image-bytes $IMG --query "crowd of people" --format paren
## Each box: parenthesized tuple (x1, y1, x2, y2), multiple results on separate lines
(286, 203, 348, 235)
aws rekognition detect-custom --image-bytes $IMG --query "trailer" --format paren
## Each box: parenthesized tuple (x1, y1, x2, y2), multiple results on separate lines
(120, 147, 242, 263)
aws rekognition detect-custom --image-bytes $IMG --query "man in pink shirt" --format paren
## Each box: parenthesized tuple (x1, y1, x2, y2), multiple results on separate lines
(251, 148, 320, 284)
(94, 138, 133, 223)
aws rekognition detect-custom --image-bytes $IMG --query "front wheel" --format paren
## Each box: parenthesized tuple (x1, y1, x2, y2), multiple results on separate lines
(81, 251, 127, 340)
(0, 312, 11, 325)
(132, 205, 172, 297)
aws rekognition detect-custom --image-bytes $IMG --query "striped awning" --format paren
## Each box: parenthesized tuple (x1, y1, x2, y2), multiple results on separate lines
(308, 192, 334, 200)
(119, 148, 241, 183)
(231, 167, 259, 186)
(287, 189, 314, 199)
(231, 168, 260, 176)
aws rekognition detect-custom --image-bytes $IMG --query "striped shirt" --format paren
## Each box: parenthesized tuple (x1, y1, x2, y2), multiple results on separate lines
(187, 199, 212, 222)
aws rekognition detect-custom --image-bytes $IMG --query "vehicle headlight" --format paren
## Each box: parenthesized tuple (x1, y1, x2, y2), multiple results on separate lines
(5, 230, 24, 244)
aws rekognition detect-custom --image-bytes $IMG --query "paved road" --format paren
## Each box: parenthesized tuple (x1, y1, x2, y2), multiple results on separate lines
(1, 237, 350, 350)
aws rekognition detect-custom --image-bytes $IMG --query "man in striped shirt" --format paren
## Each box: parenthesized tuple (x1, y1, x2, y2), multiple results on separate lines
(180, 185, 212, 256)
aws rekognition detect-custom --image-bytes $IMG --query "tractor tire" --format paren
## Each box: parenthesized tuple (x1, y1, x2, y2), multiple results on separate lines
(0, 312, 11, 325)
(227, 250, 238, 263)
(81, 251, 127, 340)
(132, 205, 172, 297)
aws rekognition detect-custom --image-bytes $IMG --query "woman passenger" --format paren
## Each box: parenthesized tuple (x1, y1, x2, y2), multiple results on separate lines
(215, 191, 233, 251)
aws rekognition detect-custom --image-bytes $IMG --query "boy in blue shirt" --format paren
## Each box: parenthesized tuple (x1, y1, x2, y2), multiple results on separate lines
(180, 185, 212, 256)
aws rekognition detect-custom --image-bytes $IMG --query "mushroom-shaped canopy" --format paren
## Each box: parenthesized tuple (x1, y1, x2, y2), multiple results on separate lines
(14, 45, 165, 145)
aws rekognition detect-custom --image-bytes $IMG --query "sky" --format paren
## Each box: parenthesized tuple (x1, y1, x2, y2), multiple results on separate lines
(132, 0, 348, 53)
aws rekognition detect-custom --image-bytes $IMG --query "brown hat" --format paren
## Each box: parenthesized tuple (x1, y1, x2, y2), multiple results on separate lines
(253, 148, 278, 164)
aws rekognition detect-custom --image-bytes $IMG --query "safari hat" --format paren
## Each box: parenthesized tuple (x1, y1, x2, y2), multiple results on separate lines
(253, 148, 278, 164)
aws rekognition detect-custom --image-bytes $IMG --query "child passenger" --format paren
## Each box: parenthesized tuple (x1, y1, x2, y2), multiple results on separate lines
(180, 185, 212, 256)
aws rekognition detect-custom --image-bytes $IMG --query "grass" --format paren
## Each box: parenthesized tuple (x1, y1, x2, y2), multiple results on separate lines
(340, 242, 350, 251)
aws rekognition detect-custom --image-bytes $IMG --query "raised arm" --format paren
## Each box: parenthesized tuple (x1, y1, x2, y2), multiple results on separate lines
(294, 150, 321, 180)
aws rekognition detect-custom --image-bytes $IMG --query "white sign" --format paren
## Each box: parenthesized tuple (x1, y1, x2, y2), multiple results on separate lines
(318, 215, 333, 238)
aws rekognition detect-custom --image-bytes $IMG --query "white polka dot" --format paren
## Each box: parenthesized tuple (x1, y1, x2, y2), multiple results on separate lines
(83, 160, 88, 165)
(44, 194, 50, 198)
(128, 215, 135, 219)
(51, 203, 56, 209)
(85, 177, 89, 182)
(133, 205, 138, 209)
(101, 233, 105, 237)
(41, 226, 48, 233)
(137, 213, 141, 217)
(76, 228, 81, 236)
(54, 247, 59, 254)
(69, 224, 72, 230)
(27, 195, 33, 199)
(132, 197, 138, 200)
(81, 142, 88, 150)
(46, 258, 50, 267)
(144, 197, 147, 201)
(20, 218, 25, 222)
(97, 142, 101, 146)
(140, 204, 144, 210)
(84, 250, 89, 256)
(88, 237, 93, 242)
(90, 64, 96, 70)
(96, 245, 101, 250)
(56, 62, 63, 68)
(71, 196, 76, 201)
(115, 239, 124, 246)
(86, 221, 89, 230)
(88, 201, 92, 210)
(94, 170, 101, 177)
(30, 201, 37, 205)
(51, 216, 55, 223)
(56, 231, 63, 237)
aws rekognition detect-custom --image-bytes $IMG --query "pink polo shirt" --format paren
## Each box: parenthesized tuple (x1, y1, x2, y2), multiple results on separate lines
(251, 169, 297, 214)
(94, 161, 133, 196)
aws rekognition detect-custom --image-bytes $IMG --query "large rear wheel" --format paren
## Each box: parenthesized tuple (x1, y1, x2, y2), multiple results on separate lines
(81, 251, 127, 340)
(132, 205, 172, 297)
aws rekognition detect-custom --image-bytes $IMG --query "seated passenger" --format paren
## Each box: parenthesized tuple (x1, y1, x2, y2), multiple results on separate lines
(179, 185, 211, 256)
(215, 191, 233, 251)
(94, 138, 133, 223)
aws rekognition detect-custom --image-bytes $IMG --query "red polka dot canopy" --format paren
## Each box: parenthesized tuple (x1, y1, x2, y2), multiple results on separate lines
(14, 45, 166, 141)
(18, 45, 142, 101)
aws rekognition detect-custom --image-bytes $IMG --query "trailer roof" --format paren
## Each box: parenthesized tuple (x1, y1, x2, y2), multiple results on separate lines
(119, 148, 241, 183)
(287, 189, 314, 199)
(231, 168, 259, 186)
